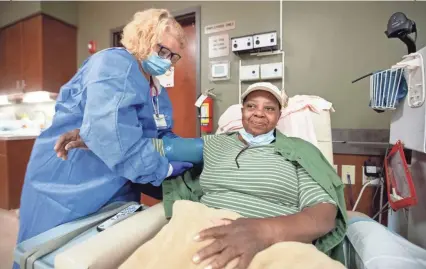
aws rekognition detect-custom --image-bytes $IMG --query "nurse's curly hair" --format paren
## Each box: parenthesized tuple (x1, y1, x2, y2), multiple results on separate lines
(121, 9, 186, 60)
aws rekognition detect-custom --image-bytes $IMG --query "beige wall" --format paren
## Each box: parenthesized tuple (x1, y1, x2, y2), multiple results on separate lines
(0, 1, 41, 27)
(2, 1, 426, 129)
(283, 2, 426, 129)
(0, 1, 78, 27)
(76, 1, 426, 130)
(77, 1, 283, 132)
(41, 1, 78, 26)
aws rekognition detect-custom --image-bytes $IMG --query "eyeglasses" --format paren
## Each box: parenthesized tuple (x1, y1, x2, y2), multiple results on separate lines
(157, 44, 181, 64)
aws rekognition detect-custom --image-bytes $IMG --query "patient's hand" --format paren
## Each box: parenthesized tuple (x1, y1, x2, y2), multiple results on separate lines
(192, 218, 272, 269)
(54, 129, 88, 160)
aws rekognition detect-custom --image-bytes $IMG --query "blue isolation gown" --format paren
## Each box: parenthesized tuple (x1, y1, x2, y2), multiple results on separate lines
(16, 48, 177, 247)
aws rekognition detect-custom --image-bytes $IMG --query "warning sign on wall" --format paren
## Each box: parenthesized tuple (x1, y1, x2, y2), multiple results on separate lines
(204, 20, 235, 35)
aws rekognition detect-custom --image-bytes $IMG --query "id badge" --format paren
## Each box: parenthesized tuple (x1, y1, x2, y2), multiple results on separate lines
(153, 114, 167, 129)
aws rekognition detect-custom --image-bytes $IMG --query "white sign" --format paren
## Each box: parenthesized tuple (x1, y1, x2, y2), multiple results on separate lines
(195, 94, 208, 108)
(157, 67, 174, 88)
(205, 20, 235, 35)
(208, 34, 229, 59)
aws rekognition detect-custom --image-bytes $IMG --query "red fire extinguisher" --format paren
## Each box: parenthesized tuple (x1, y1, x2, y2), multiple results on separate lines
(199, 88, 215, 134)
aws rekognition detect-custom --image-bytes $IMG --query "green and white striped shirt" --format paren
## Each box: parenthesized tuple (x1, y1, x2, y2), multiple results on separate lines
(152, 133, 335, 218)
(199, 133, 335, 218)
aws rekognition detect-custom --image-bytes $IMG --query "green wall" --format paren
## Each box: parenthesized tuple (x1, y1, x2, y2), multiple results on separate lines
(76, 1, 426, 130)
(2, 1, 426, 130)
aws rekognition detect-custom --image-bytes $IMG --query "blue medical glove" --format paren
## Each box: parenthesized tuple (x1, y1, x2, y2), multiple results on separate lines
(163, 136, 204, 164)
(167, 161, 194, 177)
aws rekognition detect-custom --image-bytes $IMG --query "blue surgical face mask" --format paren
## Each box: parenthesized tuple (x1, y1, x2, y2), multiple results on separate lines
(142, 52, 171, 76)
(238, 129, 275, 146)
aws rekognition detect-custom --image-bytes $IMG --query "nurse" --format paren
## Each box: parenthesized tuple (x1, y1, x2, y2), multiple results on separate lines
(16, 8, 193, 248)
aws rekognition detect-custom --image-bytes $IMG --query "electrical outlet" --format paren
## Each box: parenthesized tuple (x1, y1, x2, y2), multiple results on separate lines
(341, 165, 355, 184)
(362, 166, 381, 185)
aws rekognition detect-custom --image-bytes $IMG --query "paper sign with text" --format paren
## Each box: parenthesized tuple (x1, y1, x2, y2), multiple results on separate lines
(208, 34, 229, 59)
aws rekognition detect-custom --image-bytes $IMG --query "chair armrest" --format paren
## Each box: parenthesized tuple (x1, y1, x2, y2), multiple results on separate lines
(346, 216, 426, 269)
(55, 202, 168, 269)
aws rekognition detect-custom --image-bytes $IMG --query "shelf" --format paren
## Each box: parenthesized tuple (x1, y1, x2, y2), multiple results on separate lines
(1, 91, 58, 106)
(241, 77, 283, 83)
(333, 141, 389, 148)
(249, 50, 284, 57)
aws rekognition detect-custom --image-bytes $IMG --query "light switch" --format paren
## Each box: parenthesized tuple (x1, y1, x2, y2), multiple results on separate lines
(341, 165, 355, 185)
(333, 164, 338, 172)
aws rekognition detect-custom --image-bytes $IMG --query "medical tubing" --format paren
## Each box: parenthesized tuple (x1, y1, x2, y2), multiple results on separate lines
(162, 136, 204, 164)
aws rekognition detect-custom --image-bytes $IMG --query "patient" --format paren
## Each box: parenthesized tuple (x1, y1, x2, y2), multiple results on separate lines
(55, 82, 347, 269)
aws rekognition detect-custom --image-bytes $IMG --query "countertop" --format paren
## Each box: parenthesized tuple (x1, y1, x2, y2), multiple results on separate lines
(0, 136, 38, 141)
(0, 130, 40, 140)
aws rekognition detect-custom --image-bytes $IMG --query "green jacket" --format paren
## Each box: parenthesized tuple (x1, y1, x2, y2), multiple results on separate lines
(162, 131, 348, 264)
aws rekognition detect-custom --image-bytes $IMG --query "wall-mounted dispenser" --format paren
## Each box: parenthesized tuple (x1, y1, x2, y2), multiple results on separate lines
(253, 31, 278, 50)
(231, 35, 254, 53)
(231, 31, 278, 55)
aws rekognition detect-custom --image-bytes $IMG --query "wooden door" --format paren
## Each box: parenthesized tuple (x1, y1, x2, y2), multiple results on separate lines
(0, 23, 23, 94)
(6, 139, 35, 209)
(0, 148, 8, 209)
(22, 15, 43, 93)
(141, 16, 199, 207)
(42, 15, 77, 93)
(166, 20, 197, 138)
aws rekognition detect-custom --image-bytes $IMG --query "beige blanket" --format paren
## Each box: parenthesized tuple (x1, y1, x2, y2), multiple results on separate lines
(120, 201, 345, 269)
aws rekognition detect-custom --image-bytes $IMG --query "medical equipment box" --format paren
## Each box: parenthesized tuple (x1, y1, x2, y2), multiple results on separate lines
(260, 62, 283, 80)
(231, 35, 253, 52)
(253, 31, 277, 49)
(240, 64, 260, 81)
(14, 201, 137, 269)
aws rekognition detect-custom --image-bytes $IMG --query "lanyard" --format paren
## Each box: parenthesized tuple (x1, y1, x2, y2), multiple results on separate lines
(137, 61, 160, 116)
(150, 77, 160, 116)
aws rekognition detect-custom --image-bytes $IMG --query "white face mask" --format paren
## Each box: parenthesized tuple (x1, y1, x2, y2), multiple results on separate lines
(238, 129, 275, 146)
